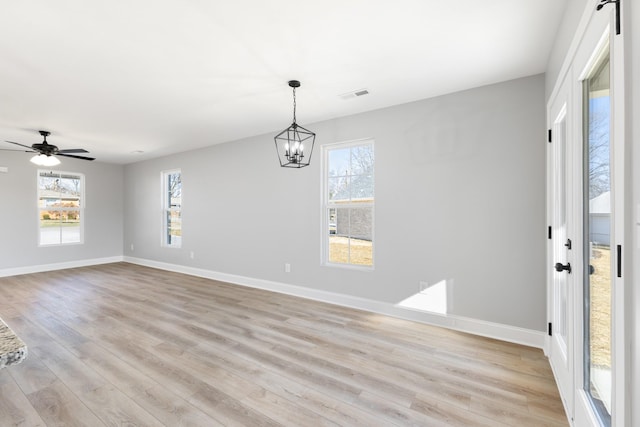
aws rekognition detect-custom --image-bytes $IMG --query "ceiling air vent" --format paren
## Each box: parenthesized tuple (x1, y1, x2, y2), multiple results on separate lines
(339, 88, 369, 100)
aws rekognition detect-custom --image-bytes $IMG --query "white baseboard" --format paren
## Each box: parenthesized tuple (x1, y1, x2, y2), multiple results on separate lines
(0, 256, 124, 278)
(124, 256, 546, 349)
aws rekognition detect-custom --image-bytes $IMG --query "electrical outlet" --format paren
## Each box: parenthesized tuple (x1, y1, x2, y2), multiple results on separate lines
(190, 251, 195, 259)
(285, 263, 291, 273)
(0, 166, 8, 173)
(130, 243, 134, 251)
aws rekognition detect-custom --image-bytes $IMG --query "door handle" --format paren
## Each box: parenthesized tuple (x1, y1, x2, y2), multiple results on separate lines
(589, 265, 595, 275)
(555, 262, 572, 274)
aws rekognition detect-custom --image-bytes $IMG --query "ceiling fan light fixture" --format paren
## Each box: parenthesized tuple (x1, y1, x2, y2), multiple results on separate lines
(274, 80, 316, 168)
(30, 154, 60, 166)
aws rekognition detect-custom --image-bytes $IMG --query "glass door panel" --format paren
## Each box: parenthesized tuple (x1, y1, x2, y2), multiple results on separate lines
(583, 49, 612, 425)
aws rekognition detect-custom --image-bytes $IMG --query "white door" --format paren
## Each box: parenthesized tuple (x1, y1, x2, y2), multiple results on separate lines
(548, 75, 574, 419)
(548, 2, 626, 426)
(573, 10, 626, 426)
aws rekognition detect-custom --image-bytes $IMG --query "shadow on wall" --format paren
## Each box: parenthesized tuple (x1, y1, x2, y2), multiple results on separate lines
(395, 279, 454, 315)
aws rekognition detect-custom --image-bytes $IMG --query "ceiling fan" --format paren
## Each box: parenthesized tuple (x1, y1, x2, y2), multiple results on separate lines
(2, 130, 95, 165)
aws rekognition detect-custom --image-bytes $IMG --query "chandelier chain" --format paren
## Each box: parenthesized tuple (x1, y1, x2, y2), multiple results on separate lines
(292, 86, 297, 124)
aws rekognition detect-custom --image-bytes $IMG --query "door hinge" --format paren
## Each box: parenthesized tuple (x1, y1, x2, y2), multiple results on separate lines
(597, 0, 621, 35)
(617, 245, 622, 278)
(548, 322, 552, 336)
(548, 226, 552, 239)
(548, 129, 552, 143)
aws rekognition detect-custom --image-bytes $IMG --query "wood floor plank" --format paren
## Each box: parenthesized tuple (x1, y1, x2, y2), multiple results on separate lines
(27, 379, 106, 427)
(0, 370, 47, 427)
(79, 384, 166, 427)
(135, 383, 225, 427)
(0, 263, 568, 426)
(6, 350, 58, 396)
(76, 341, 220, 427)
(184, 341, 388, 426)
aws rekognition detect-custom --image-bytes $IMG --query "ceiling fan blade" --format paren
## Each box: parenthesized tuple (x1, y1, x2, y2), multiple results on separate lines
(5, 140, 35, 150)
(58, 148, 89, 154)
(57, 153, 95, 161)
(0, 148, 35, 153)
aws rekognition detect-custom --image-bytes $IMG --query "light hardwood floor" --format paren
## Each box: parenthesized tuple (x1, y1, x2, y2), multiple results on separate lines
(0, 263, 568, 426)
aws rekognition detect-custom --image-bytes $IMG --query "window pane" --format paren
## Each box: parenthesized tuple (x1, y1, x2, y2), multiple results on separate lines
(39, 220, 61, 245)
(350, 206, 373, 266)
(584, 52, 612, 420)
(40, 210, 56, 224)
(349, 237, 373, 266)
(351, 174, 374, 200)
(329, 236, 349, 264)
(350, 144, 374, 175)
(328, 148, 350, 176)
(39, 210, 81, 245)
(59, 175, 81, 198)
(350, 206, 372, 241)
(61, 210, 81, 243)
(328, 208, 337, 235)
(39, 174, 58, 192)
(168, 172, 182, 208)
(329, 177, 349, 202)
(39, 174, 60, 207)
(335, 207, 349, 237)
(329, 208, 349, 263)
(167, 210, 182, 246)
(327, 207, 373, 266)
(329, 236, 350, 264)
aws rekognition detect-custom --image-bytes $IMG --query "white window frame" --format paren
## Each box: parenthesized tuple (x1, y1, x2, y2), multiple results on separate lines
(321, 138, 375, 269)
(37, 170, 85, 246)
(161, 169, 182, 248)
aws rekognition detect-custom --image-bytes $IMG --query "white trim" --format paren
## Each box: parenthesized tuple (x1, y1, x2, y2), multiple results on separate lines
(548, 0, 600, 106)
(549, 356, 575, 426)
(576, 389, 605, 427)
(0, 256, 124, 278)
(609, 5, 627, 424)
(124, 256, 546, 349)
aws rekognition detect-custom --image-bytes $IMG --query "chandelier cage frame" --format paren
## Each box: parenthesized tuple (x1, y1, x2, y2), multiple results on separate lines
(274, 80, 316, 168)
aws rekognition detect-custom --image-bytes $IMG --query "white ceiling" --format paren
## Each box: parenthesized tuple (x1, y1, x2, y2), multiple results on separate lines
(0, 0, 567, 164)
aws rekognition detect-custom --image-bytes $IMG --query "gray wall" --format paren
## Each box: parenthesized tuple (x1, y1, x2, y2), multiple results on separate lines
(0, 153, 123, 269)
(124, 74, 547, 331)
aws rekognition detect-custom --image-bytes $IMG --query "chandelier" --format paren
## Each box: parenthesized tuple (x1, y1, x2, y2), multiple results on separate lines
(274, 80, 316, 168)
